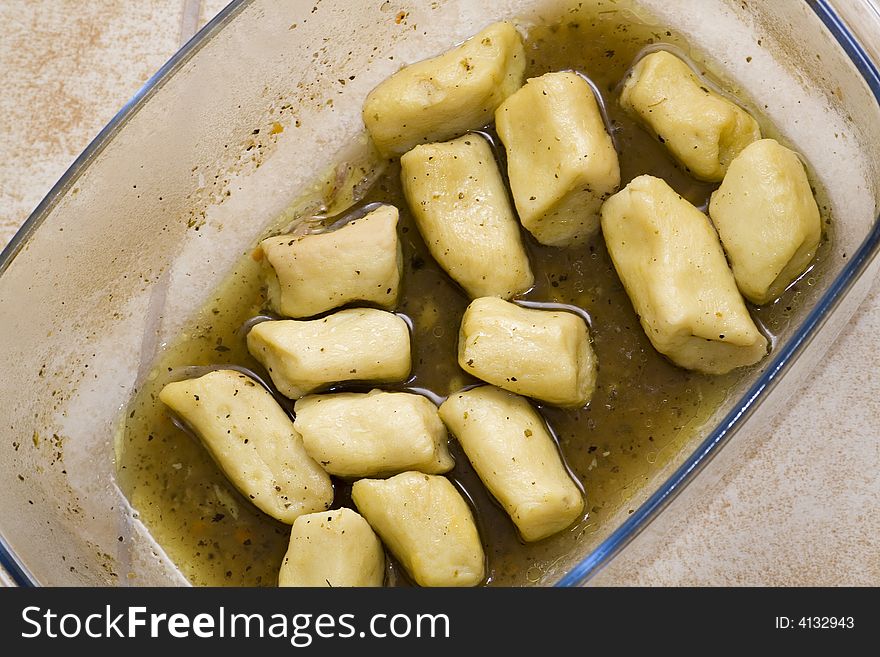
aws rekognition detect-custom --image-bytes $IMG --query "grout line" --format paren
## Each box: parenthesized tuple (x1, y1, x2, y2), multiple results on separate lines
(179, 0, 204, 47)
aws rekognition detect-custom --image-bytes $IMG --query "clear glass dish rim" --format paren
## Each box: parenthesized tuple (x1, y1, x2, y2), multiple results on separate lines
(0, 0, 877, 588)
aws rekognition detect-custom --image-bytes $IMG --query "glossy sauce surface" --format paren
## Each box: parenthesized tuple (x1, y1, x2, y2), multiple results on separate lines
(119, 2, 829, 586)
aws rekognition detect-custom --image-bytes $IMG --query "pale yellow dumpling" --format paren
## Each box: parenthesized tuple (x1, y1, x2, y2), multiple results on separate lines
(496, 71, 620, 246)
(709, 139, 821, 304)
(620, 50, 761, 181)
(158, 370, 333, 524)
(601, 175, 767, 374)
(439, 386, 584, 541)
(363, 22, 525, 157)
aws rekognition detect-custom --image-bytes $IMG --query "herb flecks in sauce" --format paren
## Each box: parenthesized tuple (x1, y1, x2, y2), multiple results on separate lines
(119, 3, 828, 586)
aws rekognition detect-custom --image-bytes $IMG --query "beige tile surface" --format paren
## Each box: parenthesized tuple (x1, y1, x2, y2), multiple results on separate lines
(0, 0, 179, 239)
(594, 283, 880, 585)
(0, 0, 877, 585)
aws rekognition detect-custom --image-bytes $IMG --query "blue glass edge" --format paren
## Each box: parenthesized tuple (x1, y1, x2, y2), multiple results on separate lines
(557, 0, 880, 587)
(0, 534, 33, 588)
(1, 0, 878, 589)
(0, 0, 252, 587)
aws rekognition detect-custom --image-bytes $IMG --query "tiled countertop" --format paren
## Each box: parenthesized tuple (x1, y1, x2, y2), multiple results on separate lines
(1, 0, 878, 585)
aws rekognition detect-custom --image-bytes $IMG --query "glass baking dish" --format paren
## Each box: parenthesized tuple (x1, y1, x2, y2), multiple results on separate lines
(1, 0, 878, 587)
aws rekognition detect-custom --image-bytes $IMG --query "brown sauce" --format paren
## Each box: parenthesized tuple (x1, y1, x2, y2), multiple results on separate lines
(118, 2, 830, 586)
